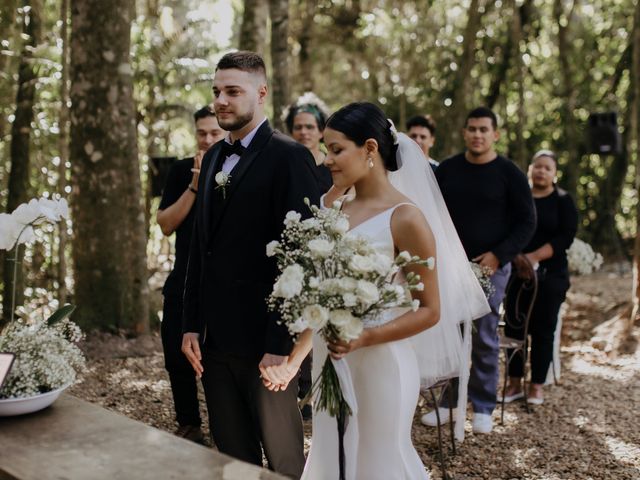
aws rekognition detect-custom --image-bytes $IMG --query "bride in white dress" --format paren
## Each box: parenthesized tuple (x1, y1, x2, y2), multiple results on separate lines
(261, 102, 489, 480)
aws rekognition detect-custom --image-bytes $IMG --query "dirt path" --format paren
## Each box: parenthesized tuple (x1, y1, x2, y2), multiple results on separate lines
(70, 268, 640, 479)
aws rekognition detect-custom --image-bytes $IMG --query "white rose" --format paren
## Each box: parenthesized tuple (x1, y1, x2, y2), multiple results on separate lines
(342, 293, 357, 307)
(411, 299, 420, 312)
(215, 171, 229, 186)
(396, 251, 412, 264)
(319, 279, 339, 294)
(273, 264, 304, 298)
(302, 218, 320, 230)
(329, 309, 355, 327)
(425, 257, 435, 270)
(415, 282, 424, 291)
(288, 317, 309, 334)
(338, 277, 358, 292)
(372, 253, 393, 275)
(340, 316, 364, 340)
(349, 255, 374, 273)
(308, 276, 320, 288)
(356, 280, 379, 305)
(330, 216, 350, 235)
(302, 304, 329, 329)
(284, 210, 302, 226)
(308, 238, 334, 258)
(266, 240, 280, 257)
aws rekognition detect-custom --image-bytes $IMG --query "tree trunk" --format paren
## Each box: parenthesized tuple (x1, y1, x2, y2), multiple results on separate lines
(630, 0, 640, 331)
(554, 0, 580, 198)
(269, 0, 289, 132)
(239, 0, 268, 55)
(298, 0, 316, 92)
(0, 0, 18, 141)
(510, 0, 527, 171)
(69, 0, 149, 333)
(1, 0, 42, 326)
(57, 0, 70, 303)
(441, 0, 484, 157)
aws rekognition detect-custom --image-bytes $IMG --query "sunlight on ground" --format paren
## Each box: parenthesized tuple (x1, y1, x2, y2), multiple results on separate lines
(567, 356, 637, 383)
(604, 436, 640, 470)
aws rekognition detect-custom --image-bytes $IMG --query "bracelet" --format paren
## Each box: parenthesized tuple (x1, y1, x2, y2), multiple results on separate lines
(188, 186, 197, 194)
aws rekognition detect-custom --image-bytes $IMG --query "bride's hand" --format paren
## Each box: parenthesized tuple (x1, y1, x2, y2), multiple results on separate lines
(327, 332, 369, 360)
(259, 354, 300, 392)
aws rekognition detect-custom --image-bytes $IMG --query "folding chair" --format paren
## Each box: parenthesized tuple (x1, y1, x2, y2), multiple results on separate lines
(420, 378, 456, 480)
(499, 261, 538, 425)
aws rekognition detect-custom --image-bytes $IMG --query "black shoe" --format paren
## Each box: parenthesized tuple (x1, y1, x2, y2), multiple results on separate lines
(175, 424, 204, 444)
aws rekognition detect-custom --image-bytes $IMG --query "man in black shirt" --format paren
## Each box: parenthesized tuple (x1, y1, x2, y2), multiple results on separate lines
(157, 106, 226, 442)
(421, 107, 535, 434)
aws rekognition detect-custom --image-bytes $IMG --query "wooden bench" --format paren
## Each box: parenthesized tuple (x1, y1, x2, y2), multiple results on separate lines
(0, 395, 285, 480)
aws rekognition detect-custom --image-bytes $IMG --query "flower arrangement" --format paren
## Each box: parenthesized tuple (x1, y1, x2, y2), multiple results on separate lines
(567, 238, 603, 275)
(0, 304, 85, 399)
(0, 196, 85, 401)
(267, 199, 433, 419)
(469, 262, 496, 299)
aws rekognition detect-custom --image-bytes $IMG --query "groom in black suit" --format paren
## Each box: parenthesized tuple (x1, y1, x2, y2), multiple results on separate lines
(182, 51, 320, 478)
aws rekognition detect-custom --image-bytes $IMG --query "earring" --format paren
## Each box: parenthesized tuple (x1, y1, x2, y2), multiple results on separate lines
(368, 156, 374, 169)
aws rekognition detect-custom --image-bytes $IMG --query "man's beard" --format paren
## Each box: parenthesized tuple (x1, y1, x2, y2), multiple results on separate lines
(217, 109, 255, 132)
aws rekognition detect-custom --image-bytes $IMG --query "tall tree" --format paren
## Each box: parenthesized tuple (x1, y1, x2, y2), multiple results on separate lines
(554, 0, 580, 198)
(630, 0, 640, 333)
(297, 0, 316, 92)
(69, 0, 149, 332)
(57, 0, 70, 303)
(441, 0, 484, 157)
(269, 0, 289, 131)
(239, 0, 268, 55)
(1, 0, 42, 326)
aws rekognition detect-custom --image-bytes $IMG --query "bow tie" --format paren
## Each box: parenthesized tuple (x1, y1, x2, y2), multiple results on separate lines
(220, 140, 245, 158)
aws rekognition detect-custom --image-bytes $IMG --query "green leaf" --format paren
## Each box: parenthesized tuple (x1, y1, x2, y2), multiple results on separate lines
(46, 304, 76, 325)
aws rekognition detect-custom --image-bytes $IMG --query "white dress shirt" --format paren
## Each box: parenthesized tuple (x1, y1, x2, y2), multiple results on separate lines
(221, 117, 267, 174)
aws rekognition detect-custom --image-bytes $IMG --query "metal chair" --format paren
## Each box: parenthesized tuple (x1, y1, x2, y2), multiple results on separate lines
(419, 378, 456, 480)
(498, 258, 538, 424)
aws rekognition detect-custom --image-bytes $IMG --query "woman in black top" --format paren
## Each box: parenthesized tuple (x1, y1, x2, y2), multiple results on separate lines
(284, 93, 333, 194)
(502, 150, 578, 405)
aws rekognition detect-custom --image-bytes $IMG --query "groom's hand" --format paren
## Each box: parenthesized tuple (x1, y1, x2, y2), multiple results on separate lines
(259, 354, 295, 392)
(182, 333, 204, 378)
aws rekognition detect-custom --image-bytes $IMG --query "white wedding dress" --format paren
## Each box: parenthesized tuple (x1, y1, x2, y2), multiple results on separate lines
(302, 203, 430, 480)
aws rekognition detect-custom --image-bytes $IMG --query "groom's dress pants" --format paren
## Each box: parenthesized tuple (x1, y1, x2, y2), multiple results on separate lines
(444, 263, 511, 414)
(201, 350, 305, 479)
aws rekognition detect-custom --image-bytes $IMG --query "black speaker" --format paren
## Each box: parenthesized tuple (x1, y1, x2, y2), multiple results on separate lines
(150, 157, 177, 197)
(587, 112, 621, 155)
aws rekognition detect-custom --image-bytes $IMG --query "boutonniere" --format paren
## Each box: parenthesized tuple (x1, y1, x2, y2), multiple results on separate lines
(215, 171, 231, 199)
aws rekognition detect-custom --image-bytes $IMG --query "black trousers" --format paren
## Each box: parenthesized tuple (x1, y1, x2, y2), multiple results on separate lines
(201, 350, 305, 480)
(161, 294, 202, 427)
(504, 272, 570, 384)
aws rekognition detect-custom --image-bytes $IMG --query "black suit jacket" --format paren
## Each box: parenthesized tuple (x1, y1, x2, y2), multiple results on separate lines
(183, 121, 321, 358)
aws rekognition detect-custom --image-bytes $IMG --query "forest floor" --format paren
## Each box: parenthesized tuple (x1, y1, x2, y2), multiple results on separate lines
(70, 265, 640, 480)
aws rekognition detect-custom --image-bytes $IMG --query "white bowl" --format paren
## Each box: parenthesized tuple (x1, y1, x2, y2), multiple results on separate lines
(0, 383, 69, 417)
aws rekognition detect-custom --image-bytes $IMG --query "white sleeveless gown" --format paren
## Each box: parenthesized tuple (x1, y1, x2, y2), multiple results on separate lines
(302, 204, 430, 480)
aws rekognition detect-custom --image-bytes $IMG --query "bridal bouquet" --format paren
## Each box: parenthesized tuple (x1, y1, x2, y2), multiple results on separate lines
(567, 238, 603, 275)
(267, 199, 433, 419)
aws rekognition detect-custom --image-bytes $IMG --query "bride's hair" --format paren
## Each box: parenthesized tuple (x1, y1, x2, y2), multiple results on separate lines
(326, 102, 399, 171)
